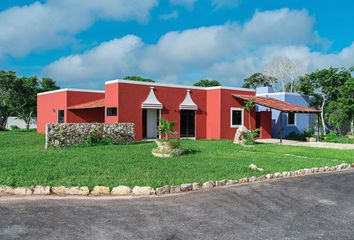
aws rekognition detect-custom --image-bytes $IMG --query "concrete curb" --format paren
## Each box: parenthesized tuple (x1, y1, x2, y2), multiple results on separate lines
(1, 163, 353, 199)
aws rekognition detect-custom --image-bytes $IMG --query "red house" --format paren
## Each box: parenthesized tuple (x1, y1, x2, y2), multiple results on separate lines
(37, 79, 274, 140)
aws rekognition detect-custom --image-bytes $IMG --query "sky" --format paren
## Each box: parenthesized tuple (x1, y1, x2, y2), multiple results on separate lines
(0, 0, 354, 90)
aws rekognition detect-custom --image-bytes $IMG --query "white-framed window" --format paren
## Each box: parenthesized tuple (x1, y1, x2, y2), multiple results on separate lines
(288, 112, 296, 125)
(230, 108, 244, 128)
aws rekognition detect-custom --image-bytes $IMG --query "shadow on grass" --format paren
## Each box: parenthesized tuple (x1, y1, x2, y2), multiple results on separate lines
(182, 148, 201, 155)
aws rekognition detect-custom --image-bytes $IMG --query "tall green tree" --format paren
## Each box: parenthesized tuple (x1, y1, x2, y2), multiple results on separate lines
(40, 77, 60, 92)
(0, 71, 16, 130)
(123, 75, 155, 83)
(295, 67, 352, 135)
(242, 73, 277, 89)
(193, 79, 221, 87)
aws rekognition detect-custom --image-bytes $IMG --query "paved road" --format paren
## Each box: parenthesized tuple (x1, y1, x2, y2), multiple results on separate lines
(1, 170, 354, 240)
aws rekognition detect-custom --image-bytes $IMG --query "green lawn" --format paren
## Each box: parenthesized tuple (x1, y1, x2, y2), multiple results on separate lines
(0, 131, 353, 189)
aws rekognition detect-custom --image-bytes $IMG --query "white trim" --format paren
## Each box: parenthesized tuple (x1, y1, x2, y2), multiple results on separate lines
(256, 92, 306, 97)
(37, 88, 104, 96)
(105, 79, 255, 92)
(230, 107, 244, 128)
(287, 112, 297, 126)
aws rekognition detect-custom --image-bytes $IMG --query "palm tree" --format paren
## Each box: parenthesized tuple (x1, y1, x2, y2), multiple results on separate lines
(244, 98, 256, 129)
(158, 118, 176, 140)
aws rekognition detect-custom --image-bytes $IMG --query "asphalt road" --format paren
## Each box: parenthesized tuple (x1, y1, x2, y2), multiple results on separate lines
(1, 170, 354, 240)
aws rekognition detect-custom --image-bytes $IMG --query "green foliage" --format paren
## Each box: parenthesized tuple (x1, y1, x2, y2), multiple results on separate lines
(287, 130, 314, 141)
(123, 75, 155, 83)
(193, 79, 221, 87)
(245, 129, 259, 145)
(158, 118, 176, 139)
(295, 67, 353, 135)
(2, 131, 353, 188)
(322, 131, 354, 144)
(242, 73, 277, 89)
(10, 125, 20, 130)
(83, 129, 112, 146)
(0, 70, 60, 130)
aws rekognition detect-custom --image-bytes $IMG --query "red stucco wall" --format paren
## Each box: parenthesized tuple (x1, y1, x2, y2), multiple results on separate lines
(259, 111, 272, 139)
(67, 109, 105, 123)
(37, 91, 67, 133)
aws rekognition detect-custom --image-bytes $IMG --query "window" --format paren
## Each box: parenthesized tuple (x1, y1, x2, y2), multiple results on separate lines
(288, 112, 296, 125)
(230, 108, 244, 128)
(107, 107, 117, 116)
(57, 110, 64, 123)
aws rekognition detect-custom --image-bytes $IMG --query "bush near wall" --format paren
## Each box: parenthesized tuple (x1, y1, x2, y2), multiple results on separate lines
(46, 123, 135, 148)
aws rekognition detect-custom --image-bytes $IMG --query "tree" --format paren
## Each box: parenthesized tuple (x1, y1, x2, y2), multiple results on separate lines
(242, 73, 277, 89)
(244, 98, 256, 129)
(40, 77, 60, 92)
(10, 76, 38, 130)
(123, 75, 155, 83)
(263, 56, 305, 92)
(338, 77, 354, 135)
(0, 71, 16, 130)
(295, 67, 352, 135)
(193, 79, 221, 87)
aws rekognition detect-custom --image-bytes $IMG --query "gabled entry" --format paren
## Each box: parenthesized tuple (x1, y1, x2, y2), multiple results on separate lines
(180, 90, 197, 138)
(142, 87, 163, 139)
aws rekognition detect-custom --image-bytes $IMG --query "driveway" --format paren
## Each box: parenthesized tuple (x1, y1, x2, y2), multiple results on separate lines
(1, 170, 354, 240)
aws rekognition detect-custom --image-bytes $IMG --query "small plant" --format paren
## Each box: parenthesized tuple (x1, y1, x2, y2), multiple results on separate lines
(245, 129, 259, 145)
(10, 125, 20, 130)
(158, 118, 176, 140)
(83, 128, 112, 146)
(287, 130, 315, 141)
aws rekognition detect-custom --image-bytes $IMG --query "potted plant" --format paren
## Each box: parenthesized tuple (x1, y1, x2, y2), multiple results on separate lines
(152, 118, 182, 157)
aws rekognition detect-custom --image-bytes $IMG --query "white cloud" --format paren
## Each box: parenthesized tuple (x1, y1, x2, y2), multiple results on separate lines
(170, 0, 198, 9)
(211, 0, 242, 9)
(42, 8, 354, 88)
(0, 0, 157, 57)
(159, 10, 179, 20)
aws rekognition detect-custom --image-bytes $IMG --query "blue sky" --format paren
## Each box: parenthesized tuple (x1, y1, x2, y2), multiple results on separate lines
(1, 0, 353, 89)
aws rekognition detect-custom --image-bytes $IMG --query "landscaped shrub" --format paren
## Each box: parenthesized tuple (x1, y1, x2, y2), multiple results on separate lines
(287, 130, 314, 141)
(245, 129, 259, 145)
(322, 131, 354, 144)
(10, 125, 20, 130)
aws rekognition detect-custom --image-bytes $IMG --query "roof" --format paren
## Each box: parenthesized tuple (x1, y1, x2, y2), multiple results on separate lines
(105, 79, 256, 92)
(37, 88, 104, 96)
(232, 94, 321, 113)
(67, 99, 105, 110)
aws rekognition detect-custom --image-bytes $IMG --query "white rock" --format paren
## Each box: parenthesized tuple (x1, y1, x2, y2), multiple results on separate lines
(90, 186, 110, 196)
(239, 178, 249, 183)
(265, 174, 273, 179)
(202, 181, 215, 189)
(233, 126, 248, 145)
(33, 186, 51, 195)
(248, 176, 257, 182)
(0, 186, 13, 196)
(170, 185, 181, 193)
(132, 186, 155, 195)
(273, 172, 281, 178)
(51, 186, 68, 195)
(67, 187, 90, 196)
(156, 185, 170, 195)
(180, 183, 193, 192)
(11, 187, 33, 195)
(111, 186, 131, 196)
(257, 176, 266, 181)
(192, 183, 202, 191)
(215, 180, 227, 187)
(226, 180, 238, 185)
(248, 164, 258, 170)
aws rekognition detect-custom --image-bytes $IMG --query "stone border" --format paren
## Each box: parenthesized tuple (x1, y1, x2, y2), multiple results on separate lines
(1, 163, 353, 198)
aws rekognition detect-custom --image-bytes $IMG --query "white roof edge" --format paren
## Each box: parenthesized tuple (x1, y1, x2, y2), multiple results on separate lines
(105, 79, 255, 92)
(256, 92, 306, 97)
(37, 88, 105, 96)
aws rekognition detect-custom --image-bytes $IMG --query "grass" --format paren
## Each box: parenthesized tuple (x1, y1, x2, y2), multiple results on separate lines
(0, 131, 353, 189)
